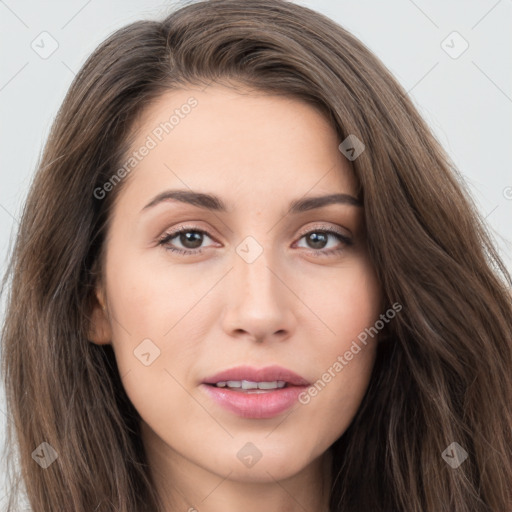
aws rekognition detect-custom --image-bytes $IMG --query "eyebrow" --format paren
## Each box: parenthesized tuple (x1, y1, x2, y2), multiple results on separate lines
(141, 189, 363, 213)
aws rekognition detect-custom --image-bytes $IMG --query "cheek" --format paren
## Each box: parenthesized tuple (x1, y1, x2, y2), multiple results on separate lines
(298, 256, 381, 430)
(312, 254, 382, 353)
(105, 244, 215, 341)
(102, 251, 208, 428)
(103, 244, 223, 405)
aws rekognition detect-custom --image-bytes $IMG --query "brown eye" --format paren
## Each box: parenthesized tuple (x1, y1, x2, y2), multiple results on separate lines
(177, 231, 204, 249)
(305, 232, 329, 249)
(159, 227, 216, 255)
(295, 229, 352, 255)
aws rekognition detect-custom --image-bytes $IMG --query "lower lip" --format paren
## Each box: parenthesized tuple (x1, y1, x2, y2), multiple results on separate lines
(200, 384, 308, 419)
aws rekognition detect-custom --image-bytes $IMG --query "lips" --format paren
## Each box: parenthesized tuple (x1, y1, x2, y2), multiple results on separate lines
(202, 365, 310, 387)
(200, 365, 311, 419)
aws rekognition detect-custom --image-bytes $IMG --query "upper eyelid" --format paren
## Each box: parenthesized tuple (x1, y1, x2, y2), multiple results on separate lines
(296, 222, 351, 238)
(160, 222, 350, 238)
(159, 225, 216, 241)
(159, 223, 351, 248)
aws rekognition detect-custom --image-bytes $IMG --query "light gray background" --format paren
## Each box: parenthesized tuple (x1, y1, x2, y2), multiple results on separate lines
(1, 0, 511, 506)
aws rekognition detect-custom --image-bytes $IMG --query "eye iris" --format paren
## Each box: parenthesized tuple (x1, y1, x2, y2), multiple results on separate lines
(307, 232, 327, 249)
(180, 231, 203, 249)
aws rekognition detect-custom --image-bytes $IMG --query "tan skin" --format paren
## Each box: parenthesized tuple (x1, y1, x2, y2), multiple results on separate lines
(89, 83, 383, 512)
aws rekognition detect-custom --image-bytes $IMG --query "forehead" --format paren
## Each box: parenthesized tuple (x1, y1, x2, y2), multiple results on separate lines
(116, 83, 358, 211)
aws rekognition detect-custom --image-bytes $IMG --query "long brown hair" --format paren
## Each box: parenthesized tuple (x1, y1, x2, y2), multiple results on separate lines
(2, 1, 511, 510)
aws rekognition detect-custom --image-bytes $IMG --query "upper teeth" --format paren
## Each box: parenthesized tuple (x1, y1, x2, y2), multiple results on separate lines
(215, 380, 286, 389)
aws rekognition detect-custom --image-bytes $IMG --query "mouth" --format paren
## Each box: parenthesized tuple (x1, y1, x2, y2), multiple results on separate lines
(200, 365, 311, 419)
(205, 379, 289, 393)
(202, 364, 310, 387)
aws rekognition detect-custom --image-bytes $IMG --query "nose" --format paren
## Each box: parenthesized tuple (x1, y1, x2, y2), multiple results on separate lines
(220, 246, 296, 343)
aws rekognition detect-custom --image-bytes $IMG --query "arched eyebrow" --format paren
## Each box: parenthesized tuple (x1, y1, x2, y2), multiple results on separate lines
(288, 193, 362, 211)
(141, 190, 362, 213)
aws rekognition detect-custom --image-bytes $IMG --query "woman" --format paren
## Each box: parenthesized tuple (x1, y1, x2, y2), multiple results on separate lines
(2, 1, 511, 511)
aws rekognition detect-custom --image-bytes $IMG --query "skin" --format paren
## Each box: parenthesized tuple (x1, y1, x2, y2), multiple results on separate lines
(89, 83, 383, 512)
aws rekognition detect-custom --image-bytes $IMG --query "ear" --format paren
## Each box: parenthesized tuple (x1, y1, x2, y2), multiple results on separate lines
(88, 284, 112, 345)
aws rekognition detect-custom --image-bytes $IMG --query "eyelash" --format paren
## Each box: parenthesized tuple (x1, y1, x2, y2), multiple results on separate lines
(158, 224, 353, 257)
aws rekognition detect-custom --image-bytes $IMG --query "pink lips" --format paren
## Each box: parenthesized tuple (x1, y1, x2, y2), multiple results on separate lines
(201, 365, 310, 419)
(203, 365, 310, 386)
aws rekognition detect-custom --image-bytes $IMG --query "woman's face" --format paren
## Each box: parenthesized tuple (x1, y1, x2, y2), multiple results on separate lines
(90, 83, 382, 490)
